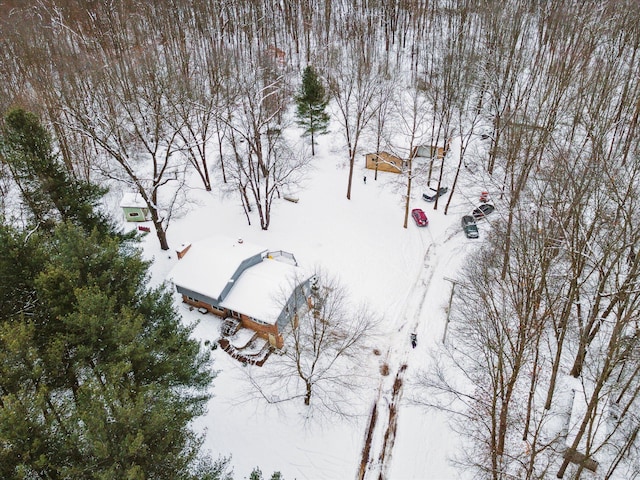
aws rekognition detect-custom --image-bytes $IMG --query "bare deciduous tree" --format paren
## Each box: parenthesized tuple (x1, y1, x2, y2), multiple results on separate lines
(328, 47, 383, 200)
(386, 87, 431, 228)
(245, 269, 378, 417)
(221, 58, 308, 230)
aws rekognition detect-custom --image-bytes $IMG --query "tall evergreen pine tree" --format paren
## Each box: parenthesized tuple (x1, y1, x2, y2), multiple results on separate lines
(0, 220, 225, 479)
(0, 108, 227, 479)
(295, 66, 330, 156)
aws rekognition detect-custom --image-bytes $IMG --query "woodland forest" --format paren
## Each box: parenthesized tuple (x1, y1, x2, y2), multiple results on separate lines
(2, 1, 640, 479)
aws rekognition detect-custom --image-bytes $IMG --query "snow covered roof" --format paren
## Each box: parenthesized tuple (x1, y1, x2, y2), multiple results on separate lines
(220, 257, 304, 325)
(168, 235, 267, 302)
(119, 192, 148, 208)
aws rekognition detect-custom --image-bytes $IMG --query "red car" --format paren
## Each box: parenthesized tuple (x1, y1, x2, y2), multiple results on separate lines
(411, 208, 429, 227)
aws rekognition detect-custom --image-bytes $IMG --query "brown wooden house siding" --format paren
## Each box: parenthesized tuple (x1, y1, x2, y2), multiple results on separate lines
(180, 295, 284, 348)
(365, 152, 405, 173)
(241, 316, 284, 349)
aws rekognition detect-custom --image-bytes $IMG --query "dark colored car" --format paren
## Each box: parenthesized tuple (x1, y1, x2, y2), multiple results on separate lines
(472, 203, 495, 220)
(422, 186, 449, 202)
(461, 215, 479, 238)
(411, 208, 429, 227)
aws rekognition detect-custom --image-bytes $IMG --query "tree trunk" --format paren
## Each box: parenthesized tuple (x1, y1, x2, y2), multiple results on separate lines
(523, 345, 540, 441)
(544, 324, 567, 410)
(488, 115, 501, 175)
(304, 382, 312, 406)
(545, 277, 578, 409)
(346, 146, 355, 200)
(311, 129, 316, 156)
(403, 154, 412, 229)
(215, 118, 227, 184)
(202, 150, 212, 191)
(433, 153, 445, 211)
(569, 344, 587, 378)
(153, 218, 169, 251)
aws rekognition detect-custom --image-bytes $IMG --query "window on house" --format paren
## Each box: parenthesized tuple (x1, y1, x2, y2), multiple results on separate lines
(128, 212, 140, 217)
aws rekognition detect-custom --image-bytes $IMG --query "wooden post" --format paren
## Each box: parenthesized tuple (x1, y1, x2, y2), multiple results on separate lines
(442, 277, 470, 343)
(442, 279, 456, 343)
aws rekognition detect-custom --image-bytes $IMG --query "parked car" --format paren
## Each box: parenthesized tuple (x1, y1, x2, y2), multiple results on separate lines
(422, 186, 448, 202)
(461, 215, 479, 238)
(411, 208, 429, 227)
(472, 203, 495, 220)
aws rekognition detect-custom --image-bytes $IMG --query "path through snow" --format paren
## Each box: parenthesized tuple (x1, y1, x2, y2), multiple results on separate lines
(359, 231, 442, 480)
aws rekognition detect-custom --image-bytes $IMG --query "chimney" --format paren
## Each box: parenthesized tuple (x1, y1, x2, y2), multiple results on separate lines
(176, 243, 192, 260)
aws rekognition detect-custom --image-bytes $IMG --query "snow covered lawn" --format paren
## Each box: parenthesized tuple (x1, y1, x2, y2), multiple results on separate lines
(134, 134, 485, 479)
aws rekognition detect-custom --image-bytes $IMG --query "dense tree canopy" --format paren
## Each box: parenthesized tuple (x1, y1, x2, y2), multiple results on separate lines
(0, 109, 222, 479)
(0, 220, 219, 479)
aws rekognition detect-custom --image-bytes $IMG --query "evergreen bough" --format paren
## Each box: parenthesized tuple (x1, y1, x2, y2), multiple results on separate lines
(295, 66, 330, 156)
(0, 108, 112, 235)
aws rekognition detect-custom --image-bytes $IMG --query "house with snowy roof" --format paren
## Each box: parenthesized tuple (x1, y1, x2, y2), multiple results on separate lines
(119, 192, 150, 222)
(168, 235, 312, 352)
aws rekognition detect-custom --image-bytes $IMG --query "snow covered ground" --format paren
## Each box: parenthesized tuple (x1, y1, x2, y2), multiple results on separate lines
(129, 130, 488, 480)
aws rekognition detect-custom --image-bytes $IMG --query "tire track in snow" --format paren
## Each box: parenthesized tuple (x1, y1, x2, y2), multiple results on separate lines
(374, 227, 468, 479)
(358, 234, 438, 480)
